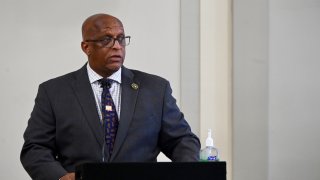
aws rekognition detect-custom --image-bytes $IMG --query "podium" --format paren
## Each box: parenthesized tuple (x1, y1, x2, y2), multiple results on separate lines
(76, 162, 226, 180)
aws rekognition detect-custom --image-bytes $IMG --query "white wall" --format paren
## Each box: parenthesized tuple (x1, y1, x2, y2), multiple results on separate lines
(233, 0, 269, 179)
(200, 1, 232, 180)
(269, 0, 320, 179)
(233, 0, 320, 180)
(0, 0, 189, 179)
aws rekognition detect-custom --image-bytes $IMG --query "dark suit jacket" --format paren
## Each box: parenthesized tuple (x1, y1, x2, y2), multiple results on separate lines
(21, 65, 200, 180)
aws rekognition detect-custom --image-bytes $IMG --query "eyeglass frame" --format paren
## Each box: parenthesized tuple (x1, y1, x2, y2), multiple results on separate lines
(84, 36, 131, 48)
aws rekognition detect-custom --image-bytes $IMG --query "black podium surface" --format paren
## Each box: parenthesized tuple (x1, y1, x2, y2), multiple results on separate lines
(76, 161, 226, 180)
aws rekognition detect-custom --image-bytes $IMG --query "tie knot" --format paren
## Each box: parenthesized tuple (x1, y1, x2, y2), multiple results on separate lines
(99, 78, 113, 89)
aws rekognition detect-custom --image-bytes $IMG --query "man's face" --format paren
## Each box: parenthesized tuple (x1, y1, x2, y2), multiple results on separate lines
(82, 16, 126, 77)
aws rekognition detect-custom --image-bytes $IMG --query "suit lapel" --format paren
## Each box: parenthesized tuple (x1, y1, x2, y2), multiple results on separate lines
(71, 65, 104, 148)
(111, 67, 139, 161)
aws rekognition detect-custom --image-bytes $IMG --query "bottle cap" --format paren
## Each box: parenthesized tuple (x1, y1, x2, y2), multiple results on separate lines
(206, 129, 214, 147)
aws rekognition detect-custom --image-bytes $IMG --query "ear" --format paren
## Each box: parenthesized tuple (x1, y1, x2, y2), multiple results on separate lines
(81, 41, 91, 56)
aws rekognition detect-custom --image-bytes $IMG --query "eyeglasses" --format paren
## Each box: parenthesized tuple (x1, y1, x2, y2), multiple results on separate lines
(85, 36, 131, 48)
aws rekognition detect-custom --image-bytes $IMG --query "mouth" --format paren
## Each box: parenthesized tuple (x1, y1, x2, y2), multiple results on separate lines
(109, 55, 123, 61)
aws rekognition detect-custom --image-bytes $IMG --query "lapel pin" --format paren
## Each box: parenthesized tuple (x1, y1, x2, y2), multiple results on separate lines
(131, 83, 139, 90)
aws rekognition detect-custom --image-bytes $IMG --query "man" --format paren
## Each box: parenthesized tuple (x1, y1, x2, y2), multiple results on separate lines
(21, 13, 200, 180)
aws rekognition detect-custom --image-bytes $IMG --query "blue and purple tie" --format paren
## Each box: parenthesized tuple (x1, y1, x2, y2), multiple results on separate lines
(100, 78, 119, 156)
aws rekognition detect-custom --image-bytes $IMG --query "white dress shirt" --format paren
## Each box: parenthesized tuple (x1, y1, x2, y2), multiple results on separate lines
(86, 63, 122, 122)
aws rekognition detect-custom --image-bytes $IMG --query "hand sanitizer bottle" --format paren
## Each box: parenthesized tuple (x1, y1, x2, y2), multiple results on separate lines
(200, 129, 219, 161)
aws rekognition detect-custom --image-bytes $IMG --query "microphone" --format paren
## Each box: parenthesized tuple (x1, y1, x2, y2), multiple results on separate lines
(101, 126, 106, 162)
(102, 118, 106, 162)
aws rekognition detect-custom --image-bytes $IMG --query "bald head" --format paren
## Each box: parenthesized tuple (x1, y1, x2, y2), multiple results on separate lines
(80, 13, 126, 78)
(81, 13, 124, 41)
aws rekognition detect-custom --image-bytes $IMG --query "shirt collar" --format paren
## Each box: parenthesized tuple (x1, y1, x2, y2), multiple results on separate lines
(87, 63, 122, 84)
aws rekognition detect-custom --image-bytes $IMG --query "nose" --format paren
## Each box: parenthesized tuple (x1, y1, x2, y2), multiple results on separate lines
(112, 39, 122, 49)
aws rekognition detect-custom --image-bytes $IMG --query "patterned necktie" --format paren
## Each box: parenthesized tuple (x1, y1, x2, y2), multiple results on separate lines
(100, 78, 119, 156)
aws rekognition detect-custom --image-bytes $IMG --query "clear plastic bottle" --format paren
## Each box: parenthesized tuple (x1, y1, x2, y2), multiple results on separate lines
(200, 129, 219, 161)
